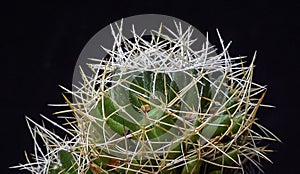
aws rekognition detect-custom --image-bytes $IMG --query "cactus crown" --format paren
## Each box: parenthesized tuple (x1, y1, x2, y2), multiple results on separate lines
(13, 21, 279, 174)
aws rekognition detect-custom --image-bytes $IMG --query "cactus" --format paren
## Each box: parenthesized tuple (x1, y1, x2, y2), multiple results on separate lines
(12, 21, 280, 174)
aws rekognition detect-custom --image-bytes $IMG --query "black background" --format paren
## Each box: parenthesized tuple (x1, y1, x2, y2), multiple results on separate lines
(2, 1, 299, 173)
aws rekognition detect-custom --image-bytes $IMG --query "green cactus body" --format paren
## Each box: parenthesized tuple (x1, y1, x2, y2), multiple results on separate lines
(49, 150, 77, 174)
(181, 155, 202, 174)
(87, 66, 248, 173)
(206, 149, 239, 173)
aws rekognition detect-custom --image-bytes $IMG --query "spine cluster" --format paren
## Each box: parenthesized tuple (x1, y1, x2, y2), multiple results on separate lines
(13, 21, 279, 174)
